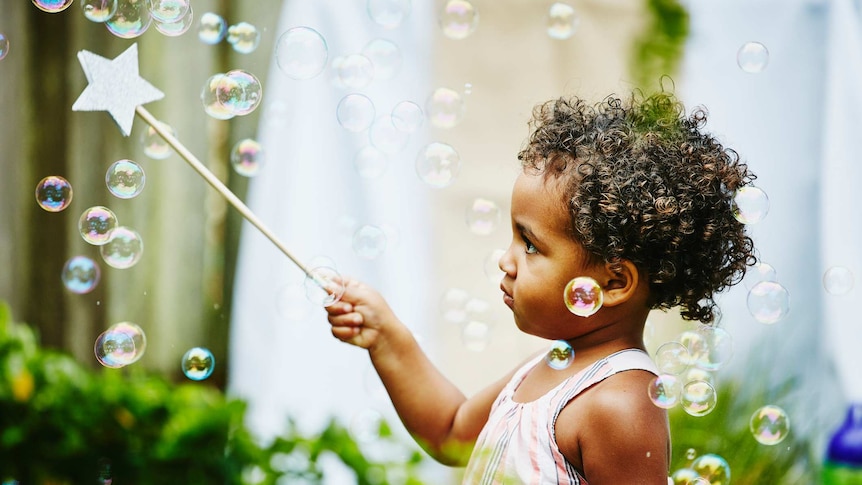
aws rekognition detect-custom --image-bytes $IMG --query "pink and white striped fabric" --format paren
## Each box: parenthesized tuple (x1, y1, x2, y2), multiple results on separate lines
(462, 348, 659, 484)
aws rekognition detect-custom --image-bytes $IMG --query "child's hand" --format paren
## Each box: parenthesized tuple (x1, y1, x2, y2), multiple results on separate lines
(325, 278, 397, 350)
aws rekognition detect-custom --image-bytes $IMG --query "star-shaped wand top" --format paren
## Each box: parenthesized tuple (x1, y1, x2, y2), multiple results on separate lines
(72, 43, 164, 137)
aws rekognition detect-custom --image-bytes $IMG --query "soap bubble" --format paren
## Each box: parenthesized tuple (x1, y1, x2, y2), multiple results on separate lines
(426, 87, 465, 128)
(648, 374, 681, 409)
(655, 341, 690, 375)
(670, 468, 700, 485)
(743, 261, 777, 291)
(198, 12, 226, 44)
(105, 0, 152, 39)
(749, 404, 790, 445)
(362, 38, 402, 80)
(681, 380, 717, 417)
(148, 0, 188, 23)
(32, 0, 74, 13)
(823, 266, 854, 295)
(483, 248, 506, 283)
(81, 0, 118, 22)
(731, 186, 769, 224)
(440, 287, 471, 325)
(439, 0, 479, 40)
(0, 34, 7, 61)
(416, 142, 461, 188)
(545, 340, 574, 370)
(367, 0, 411, 29)
(369, 116, 410, 154)
(391, 101, 424, 133)
(62, 256, 101, 294)
(353, 146, 388, 179)
(336, 54, 375, 89)
(691, 454, 731, 485)
(153, 4, 193, 37)
(352, 225, 387, 260)
(547, 2, 579, 39)
(79, 206, 119, 246)
(461, 320, 491, 352)
(737, 41, 769, 73)
(747, 280, 790, 324)
(107, 321, 146, 364)
(181, 347, 215, 380)
(276, 27, 328, 80)
(216, 69, 262, 116)
(564, 276, 603, 317)
(106, 159, 146, 199)
(100, 226, 144, 269)
(337, 94, 376, 132)
(227, 21, 260, 54)
(200, 73, 235, 120)
(685, 326, 733, 372)
(304, 266, 345, 307)
(465, 198, 501, 235)
(140, 121, 175, 159)
(230, 138, 264, 177)
(94, 329, 136, 368)
(35, 175, 73, 212)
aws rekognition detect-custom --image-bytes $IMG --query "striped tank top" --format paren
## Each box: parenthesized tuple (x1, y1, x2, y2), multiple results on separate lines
(461, 348, 659, 485)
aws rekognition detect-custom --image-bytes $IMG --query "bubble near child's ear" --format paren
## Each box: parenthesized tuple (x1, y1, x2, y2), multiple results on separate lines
(563, 276, 603, 317)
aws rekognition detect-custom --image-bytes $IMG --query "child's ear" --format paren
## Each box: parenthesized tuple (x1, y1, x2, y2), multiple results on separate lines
(599, 260, 640, 307)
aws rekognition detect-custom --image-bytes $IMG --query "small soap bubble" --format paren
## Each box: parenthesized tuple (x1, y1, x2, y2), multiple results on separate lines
(362, 38, 402, 80)
(483, 248, 506, 283)
(547, 2, 579, 39)
(416, 142, 461, 188)
(95, 330, 136, 368)
(79, 206, 119, 246)
(231, 138, 264, 177)
(691, 454, 731, 485)
(276, 27, 328, 80)
(304, 266, 345, 307)
(683, 367, 715, 388)
(353, 146, 388, 179)
(750, 404, 790, 445)
(440, 287, 471, 325)
(32, 0, 74, 13)
(670, 468, 699, 485)
(62, 256, 101, 294)
(154, 4, 193, 37)
(463, 82, 473, 95)
(545, 340, 574, 370)
(198, 12, 226, 44)
(227, 22, 260, 54)
(681, 380, 717, 417)
(181, 347, 215, 380)
(105, 0, 152, 38)
(337, 94, 376, 132)
(737, 41, 769, 73)
(100, 226, 144, 269)
(688, 326, 733, 372)
(747, 280, 790, 324)
(367, 0, 411, 29)
(391, 101, 424, 133)
(823, 266, 854, 295)
(655, 341, 690, 375)
(141, 121, 175, 159)
(217, 69, 262, 116)
(685, 448, 698, 461)
(105, 159, 145, 198)
(465, 198, 501, 235)
(439, 0, 479, 40)
(81, 0, 118, 22)
(426, 87, 465, 128)
(647, 374, 680, 409)
(743, 261, 777, 291)
(564, 276, 603, 317)
(336, 54, 375, 89)
(35, 176, 73, 212)
(461, 320, 491, 352)
(369, 116, 410, 154)
(731, 186, 769, 224)
(148, 0, 188, 23)
(353, 225, 387, 260)
(201, 73, 235, 120)
(108, 321, 147, 364)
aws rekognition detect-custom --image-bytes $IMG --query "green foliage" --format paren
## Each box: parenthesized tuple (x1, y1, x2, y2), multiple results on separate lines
(631, 0, 690, 92)
(0, 301, 426, 484)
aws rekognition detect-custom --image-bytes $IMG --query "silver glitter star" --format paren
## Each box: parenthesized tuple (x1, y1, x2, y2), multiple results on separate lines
(72, 43, 164, 137)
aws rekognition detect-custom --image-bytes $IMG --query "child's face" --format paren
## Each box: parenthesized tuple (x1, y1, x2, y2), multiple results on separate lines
(499, 171, 601, 340)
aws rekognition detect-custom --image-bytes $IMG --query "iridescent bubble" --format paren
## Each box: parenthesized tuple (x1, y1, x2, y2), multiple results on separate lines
(35, 175, 73, 212)
(685, 448, 698, 461)
(749, 404, 790, 445)
(276, 27, 328, 80)
(140, 121, 175, 159)
(823, 266, 854, 295)
(106, 159, 146, 199)
(362, 38, 402, 80)
(439, 0, 479, 40)
(425, 87, 465, 128)
(691, 454, 731, 485)
(227, 22, 260, 54)
(62, 256, 101, 294)
(483, 248, 505, 283)
(547, 2, 579, 40)
(200, 73, 235, 120)
(198, 12, 226, 44)
(230, 138, 264, 177)
(81, 0, 118, 22)
(353, 225, 387, 260)
(545, 340, 574, 370)
(337, 94, 376, 132)
(731, 186, 769, 224)
(148, 0, 188, 22)
(369, 116, 410, 154)
(216, 69, 262, 116)
(107, 321, 147, 364)
(687, 326, 733, 372)
(353, 146, 388, 179)
(154, 4, 193, 37)
(655, 341, 690, 375)
(94, 329, 136, 368)
(0, 33, 8, 61)
(391, 101, 423, 133)
(681, 380, 717, 417)
(647, 374, 680, 409)
(79, 206, 119, 246)
(747, 280, 790, 324)
(683, 367, 715, 388)
(440, 287, 471, 325)
(304, 266, 345, 307)
(743, 261, 777, 291)
(367, 0, 411, 29)
(100, 226, 144, 269)
(564, 276, 603, 317)
(105, 0, 152, 39)
(737, 41, 769, 73)
(32, 0, 74, 13)
(466, 198, 501, 235)
(461, 320, 491, 352)
(670, 468, 700, 485)
(415, 142, 461, 188)
(337, 54, 375, 89)
(181, 347, 215, 380)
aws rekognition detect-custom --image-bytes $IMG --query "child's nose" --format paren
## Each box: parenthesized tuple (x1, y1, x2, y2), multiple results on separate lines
(499, 244, 516, 276)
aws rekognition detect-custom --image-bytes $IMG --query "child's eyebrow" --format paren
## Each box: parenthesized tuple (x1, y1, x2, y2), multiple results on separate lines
(515, 222, 539, 243)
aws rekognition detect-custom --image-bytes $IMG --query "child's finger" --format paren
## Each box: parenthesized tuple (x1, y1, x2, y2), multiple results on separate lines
(324, 301, 354, 315)
(331, 326, 360, 341)
(328, 312, 363, 327)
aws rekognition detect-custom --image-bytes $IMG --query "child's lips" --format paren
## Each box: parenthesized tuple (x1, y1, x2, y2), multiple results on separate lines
(501, 285, 514, 309)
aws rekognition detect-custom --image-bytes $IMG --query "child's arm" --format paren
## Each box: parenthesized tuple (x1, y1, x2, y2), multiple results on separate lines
(326, 278, 514, 465)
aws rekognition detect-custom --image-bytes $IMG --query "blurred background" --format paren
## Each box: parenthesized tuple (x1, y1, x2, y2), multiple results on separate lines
(0, 0, 858, 483)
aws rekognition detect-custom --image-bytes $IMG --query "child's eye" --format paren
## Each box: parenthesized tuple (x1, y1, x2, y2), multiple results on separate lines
(523, 237, 538, 254)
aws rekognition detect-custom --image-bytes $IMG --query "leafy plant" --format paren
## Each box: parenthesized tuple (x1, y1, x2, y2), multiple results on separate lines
(631, 0, 690, 92)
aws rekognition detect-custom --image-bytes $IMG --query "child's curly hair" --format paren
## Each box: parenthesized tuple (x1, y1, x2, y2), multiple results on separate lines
(519, 91, 756, 323)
